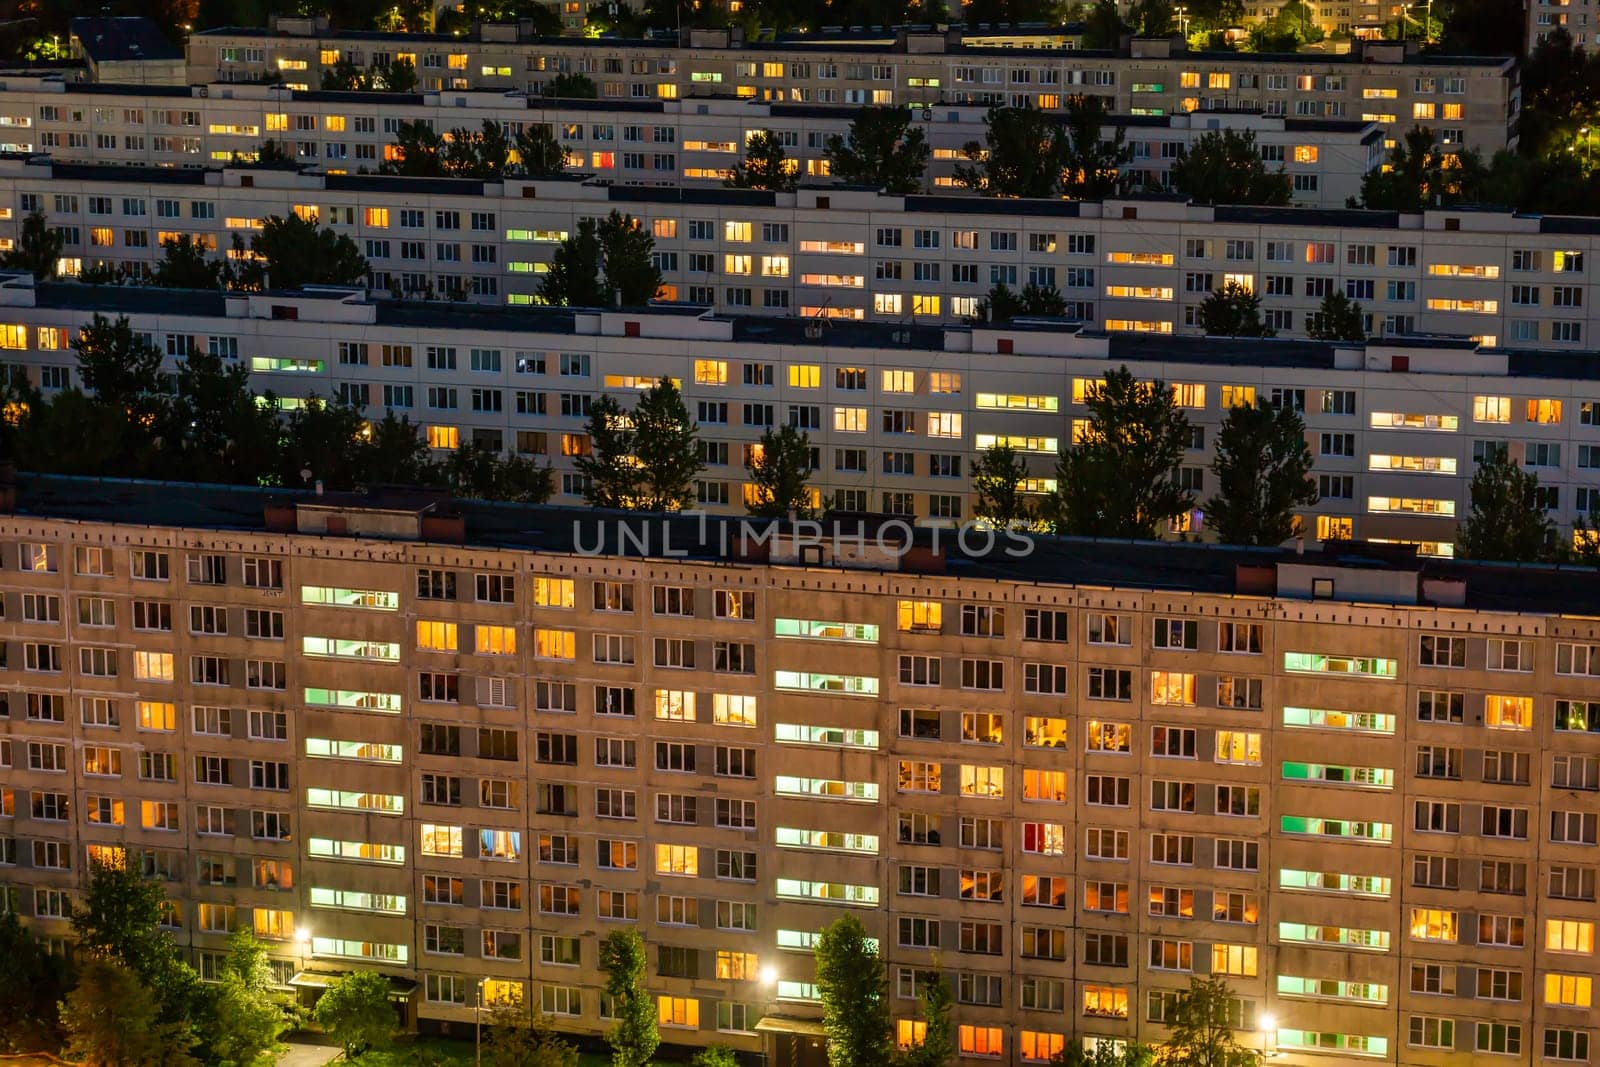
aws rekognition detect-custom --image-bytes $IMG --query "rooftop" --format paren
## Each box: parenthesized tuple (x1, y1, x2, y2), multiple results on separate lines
(10, 472, 1598, 615)
(70, 17, 182, 63)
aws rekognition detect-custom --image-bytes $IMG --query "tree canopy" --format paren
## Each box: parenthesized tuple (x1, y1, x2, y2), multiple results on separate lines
(972, 442, 1037, 527)
(814, 914, 891, 1067)
(312, 970, 396, 1059)
(538, 211, 662, 308)
(1198, 282, 1273, 338)
(1205, 399, 1318, 545)
(1050, 366, 1194, 538)
(726, 129, 798, 191)
(1168, 129, 1292, 205)
(1457, 451, 1557, 562)
(824, 107, 931, 194)
(599, 929, 658, 1067)
(746, 424, 817, 516)
(235, 213, 370, 291)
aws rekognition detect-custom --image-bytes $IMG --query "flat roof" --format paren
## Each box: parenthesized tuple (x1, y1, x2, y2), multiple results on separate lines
(70, 17, 182, 63)
(10, 473, 1598, 614)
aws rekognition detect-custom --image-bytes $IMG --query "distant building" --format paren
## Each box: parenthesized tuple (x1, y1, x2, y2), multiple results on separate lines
(68, 17, 184, 86)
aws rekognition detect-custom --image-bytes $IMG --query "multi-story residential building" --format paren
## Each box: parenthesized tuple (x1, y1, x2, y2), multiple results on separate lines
(0, 161, 1593, 345)
(1528, 0, 1595, 49)
(0, 77, 1384, 207)
(185, 24, 1517, 154)
(2, 479, 1600, 1065)
(1, 276, 1599, 551)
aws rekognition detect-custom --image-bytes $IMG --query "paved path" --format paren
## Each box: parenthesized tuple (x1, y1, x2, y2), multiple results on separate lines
(276, 1038, 344, 1067)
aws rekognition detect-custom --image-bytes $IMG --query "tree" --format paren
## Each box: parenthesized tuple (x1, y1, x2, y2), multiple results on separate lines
(539, 217, 606, 307)
(515, 124, 570, 178)
(599, 929, 658, 1067)
(1061, 94, 1132, 199)
(312, 970, 396, 1059)
(1052, 1041, 1156, 1067)
(1307, 291, 1366, 341)
(442, 118, 514, 179)
(814, 914, 891, 1067)
(2, 211, 62, 280)
(152, 234, 225, 289)
(277, 395, 378, 491)
(1168, 129, 1291, 205)
(1457, 451, 1556, 562)
(1161, 978, 1262, 1067)
(575, 395, 640, 507)
(169, 346, 281, 486)
(974, 282, 1068, 323)
(630, 378, 701, 511)
(972, 443, 1035, 528)
(1518, 28, 1600, 158)
(484, 1002, 579, 1067)
(1128, 0, 1173, 34)
(746, 423, 815, 517)
(547, 72, 599, 98)
(898, 973, 955, 1067)
(727, 129, 797, 191)
(1049, 366, 1194, 538)
(73, 314, 166, 421)
(442, 441, 554, 502)
(1204, 399, 1317, 546)
(60, 959, 198, 1067)
(692, 1047, 741, 1067)
(382, 119, 446, 177)
(240, 214, 369, 291)
(209, 929, 286, 1067)
(255, 138, 292, 165)
(1081, 0, 1128, 47)
(1198, 282, 1273, 338)
(374, 56, 418, 92)
(1355, 125, 1485, 210)
(954, 106, 1069, 197)
(0, 910, 70, 1052)
(69, 856, 208, 1037)
(598, 210, 662, 306)
(824, 106, 931, 194)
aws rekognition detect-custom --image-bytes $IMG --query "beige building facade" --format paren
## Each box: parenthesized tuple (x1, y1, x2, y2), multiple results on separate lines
(1, 484, 1599, 1065)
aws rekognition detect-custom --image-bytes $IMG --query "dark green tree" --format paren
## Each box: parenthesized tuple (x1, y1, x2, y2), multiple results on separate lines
(2, 211, 62, 280)
(972, 442, 1036, 527)
(73, 314, 167, 423)
(726, 129, 798, 191)
(598, 210, 663, 306)
(241, 214, 369, 291)
(255, 139, 292, 165)
(899, 973, 955, 1067)
(364, 410, 436, 486)
(209, 929, 286, 1067)
(277, 396, 377, 491)
(443, 440, 554, 502)
(1307, 291, 1366, 341)
(1081, 0, 1129, 47)
(152, 235, 225, 289)
(1518, 28, 1600, 157)
(1128, 0, 1174, 34)
(169, 346, 280, 486)
(1052, 1040, 1157, 1066)
(321, 55, 363, 90)
(954, 106, 1069, 197)
(70, 856, 208, 1029)
(1061, 94, 1132, 199)
(1204, 399, 1317, 546)
(515, 124, 571, 177)
(974, 282, 1069, 322)
(692, 1046, 741, 1067)
(1355, 125, 1486, 210)
(576, 395, 640, 507)
(746, 423, 815, 516)
(312, 970, 396, 1059)
(373, 57, 419, 91)
(599, 929, 658, 1067)
(824, 106, 931, 194)
(60, 959, 198, 1067)
(1198, 282, 1273, 337)
(547, 72, 600, 98)
(1457, 452, 1556, 562)
(631, 378, 701, 511)
(444, 118, 514, 178)
(538, 217, 606, 307)
(484, 1001, 580, 1067)
(815, 914, 891, 1067)
(1049, 366, 1194, 538)
(1168, 129, 1292, 205)
(1161, 978, 1263, 1067)
(0, 910, 70, 1052)
(382, 120, 446, 177)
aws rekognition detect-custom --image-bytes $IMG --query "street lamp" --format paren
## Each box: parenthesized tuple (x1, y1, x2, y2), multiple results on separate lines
(1258, 1013, 1280, 1059)
(1581, 127, 1592, 169)
(1400, 4, 1410, 42)
(474, 977, 487, 1067)
(1175, 4, 1189, 37)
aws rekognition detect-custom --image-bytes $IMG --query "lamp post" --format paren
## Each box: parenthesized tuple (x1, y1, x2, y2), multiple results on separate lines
(1259, 1013, 1280, 1059)
(1400, 4, 1410, 41)
(1175, 4, 1189, 37)
(1582, 127, 1592, 169)
(474, 977, 486, 1067)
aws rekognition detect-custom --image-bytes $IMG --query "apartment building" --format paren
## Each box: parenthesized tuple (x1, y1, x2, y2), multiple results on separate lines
(3, 480, 1600, 1066)
(1, 276, 1600, 551)
(0, 77, 1383, 207)
(1528, 0, 1597, 50)
(184, 24, 1517, 154)
(0, 160, 1594, 346)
